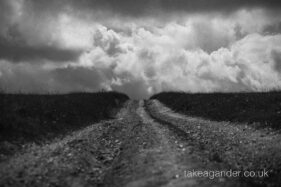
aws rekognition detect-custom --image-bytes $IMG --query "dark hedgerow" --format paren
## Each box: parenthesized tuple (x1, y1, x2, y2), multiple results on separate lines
(0, 92, 129, 148)
(151, 91, 281, 130)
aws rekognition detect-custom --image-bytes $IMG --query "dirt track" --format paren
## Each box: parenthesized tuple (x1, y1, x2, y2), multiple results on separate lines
(0, 100, 279, 187)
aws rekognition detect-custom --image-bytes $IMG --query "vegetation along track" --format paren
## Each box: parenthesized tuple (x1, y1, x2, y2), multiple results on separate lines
(1, 99, 280, 186)
(146, 100, 281, 187)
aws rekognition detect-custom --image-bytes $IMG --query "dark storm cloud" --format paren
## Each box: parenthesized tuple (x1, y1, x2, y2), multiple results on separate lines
(263, 22, 281, 34)
(67, 0, 281, 16)
(0, 0, 280, 64)
(0, 37, 82, 63)
(15, 0, 281, 18)
(52, 66, 105, 91)
(272, 50, 281, 73)
(159, 0, 281, 13)
(1, 0, 281, 99)
(0, 1, 12, 24)
(0, 62, 106, 93)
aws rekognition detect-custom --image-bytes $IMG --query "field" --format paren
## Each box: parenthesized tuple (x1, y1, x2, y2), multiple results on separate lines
(151, 91, 281, 130)
(0, 92, 281, 186)
(0, 92, 129, 159)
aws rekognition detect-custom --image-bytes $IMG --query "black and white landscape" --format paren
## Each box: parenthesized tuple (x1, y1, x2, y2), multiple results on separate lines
(0, 0, 281, 186)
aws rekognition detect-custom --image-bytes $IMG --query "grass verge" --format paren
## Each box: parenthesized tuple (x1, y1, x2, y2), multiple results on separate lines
(151, 91, 281, 129)
(0, 91, 129, 158)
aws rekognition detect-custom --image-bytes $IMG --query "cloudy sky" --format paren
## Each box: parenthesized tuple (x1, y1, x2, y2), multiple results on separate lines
(0, 0, 281, 98)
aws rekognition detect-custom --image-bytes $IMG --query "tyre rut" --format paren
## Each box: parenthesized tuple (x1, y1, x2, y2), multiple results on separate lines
(101, 100, 245, 187)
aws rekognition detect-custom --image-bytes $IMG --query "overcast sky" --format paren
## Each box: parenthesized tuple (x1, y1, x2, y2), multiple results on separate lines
(0, 0, 281, 98)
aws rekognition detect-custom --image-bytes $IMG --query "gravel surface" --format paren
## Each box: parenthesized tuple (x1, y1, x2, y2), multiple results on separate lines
(1, 100, 279, 186)
(0, 101, 135, 187)
(146, 100, 281, 187)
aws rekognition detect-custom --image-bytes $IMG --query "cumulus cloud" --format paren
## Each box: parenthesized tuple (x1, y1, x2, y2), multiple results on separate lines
(0, 0, 281, 98)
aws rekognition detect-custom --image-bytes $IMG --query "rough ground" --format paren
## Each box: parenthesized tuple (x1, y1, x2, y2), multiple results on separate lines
(0, 100, 280, 187)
